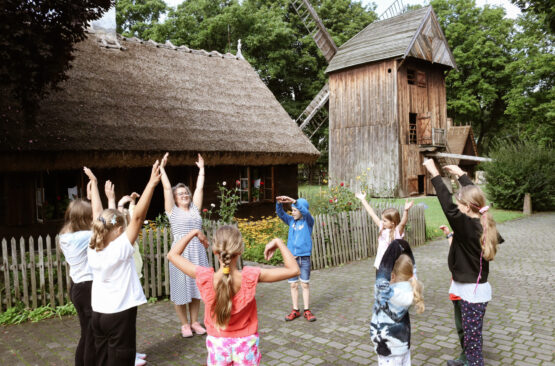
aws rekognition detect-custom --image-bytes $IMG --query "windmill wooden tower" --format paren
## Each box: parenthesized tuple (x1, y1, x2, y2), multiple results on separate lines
(293, 0, 472, 197)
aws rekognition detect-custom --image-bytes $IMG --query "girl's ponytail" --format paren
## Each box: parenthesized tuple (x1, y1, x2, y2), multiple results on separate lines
(89, 209, 126, 251)
(211, 226, 244, 330)
(409, 276, 425, 314)
(480, 211, 498, 261)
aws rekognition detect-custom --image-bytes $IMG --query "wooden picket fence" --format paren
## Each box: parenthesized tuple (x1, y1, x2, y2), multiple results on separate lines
(308, 203, 425, 270)
(0, 205, 424, 312)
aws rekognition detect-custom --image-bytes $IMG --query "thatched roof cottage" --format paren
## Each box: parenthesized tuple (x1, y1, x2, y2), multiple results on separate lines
(0, 33, 319, 237)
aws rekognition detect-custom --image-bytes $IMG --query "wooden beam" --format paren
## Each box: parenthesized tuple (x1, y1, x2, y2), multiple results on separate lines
(427, 152, 492, 162)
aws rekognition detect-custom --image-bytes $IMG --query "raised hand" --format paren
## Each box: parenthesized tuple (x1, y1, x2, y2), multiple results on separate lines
(439, 225, 451, 235)
(422, 158, 440, 177)
(355, 192, 366, 201)
(404, 199, 414, 211)
(196, 153, 204, 169)
(104, 180, 115, 201)
(161, 152, 169, 169)
(130, 192, 141, 201)
(197, 231, 210, 249)
(264, 238, 281, 261)
(149, 160, 161, 186)
(83, 167, 97, 182)
(444, 165, 465, 177)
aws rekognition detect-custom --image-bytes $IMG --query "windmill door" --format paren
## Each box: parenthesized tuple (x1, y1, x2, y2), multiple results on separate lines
(417, 113, 432, 145)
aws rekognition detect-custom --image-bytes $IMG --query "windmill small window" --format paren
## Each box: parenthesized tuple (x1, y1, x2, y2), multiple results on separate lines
(407, 69, 416, 85)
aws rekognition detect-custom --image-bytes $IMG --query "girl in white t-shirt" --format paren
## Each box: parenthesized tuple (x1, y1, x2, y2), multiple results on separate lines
(59, 198, 96, 366)
(355, 192, 414, 270)
(84, 161, 160, 366)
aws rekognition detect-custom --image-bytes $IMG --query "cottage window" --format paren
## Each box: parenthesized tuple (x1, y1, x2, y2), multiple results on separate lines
(409, 113, 417, 144)
(407, 69, 416, 85)
(237, 167, 275, 203)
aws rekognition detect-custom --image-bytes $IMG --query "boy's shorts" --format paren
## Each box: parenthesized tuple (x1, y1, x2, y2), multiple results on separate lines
(288, 256, 311, 283)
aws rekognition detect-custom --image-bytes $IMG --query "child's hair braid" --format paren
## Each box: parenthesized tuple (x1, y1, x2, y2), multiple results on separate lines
(89, 209, 127, 251)
(392, 254, 425, 314)
(211, 226, 244, 330)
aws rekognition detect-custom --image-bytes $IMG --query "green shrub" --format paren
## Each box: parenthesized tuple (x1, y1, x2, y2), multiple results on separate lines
(481, 139, 555, 211)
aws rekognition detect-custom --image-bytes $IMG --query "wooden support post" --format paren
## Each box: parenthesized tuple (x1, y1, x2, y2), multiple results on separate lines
(523, 193, 532, 215)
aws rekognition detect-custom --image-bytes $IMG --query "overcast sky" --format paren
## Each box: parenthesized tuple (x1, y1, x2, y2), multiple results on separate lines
(163, 0, 521, 19)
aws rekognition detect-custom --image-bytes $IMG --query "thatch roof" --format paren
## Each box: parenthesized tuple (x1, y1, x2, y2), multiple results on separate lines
(447, 125, 479, 165)
(1, 33, 319, 171)
(326, 6, 456, 74)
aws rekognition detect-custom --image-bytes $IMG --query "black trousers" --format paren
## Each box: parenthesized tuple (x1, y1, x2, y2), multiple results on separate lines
(70, 281, 95, 366)
(91, 306, 137, 366)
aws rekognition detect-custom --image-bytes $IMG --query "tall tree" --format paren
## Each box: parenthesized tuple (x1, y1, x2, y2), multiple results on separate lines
(431, 0, 515, 153)
(116, 0, 167, 38)
(511, 0, 555, 33)
(0, 0, 112, 123)
(503, 11, 555, 145)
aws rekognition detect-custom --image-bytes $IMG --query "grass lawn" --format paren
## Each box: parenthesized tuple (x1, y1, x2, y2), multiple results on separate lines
(299, 184, 524, 240)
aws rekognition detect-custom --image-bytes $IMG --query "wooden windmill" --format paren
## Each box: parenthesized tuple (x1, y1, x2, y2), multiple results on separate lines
(293, 0, 483, 197)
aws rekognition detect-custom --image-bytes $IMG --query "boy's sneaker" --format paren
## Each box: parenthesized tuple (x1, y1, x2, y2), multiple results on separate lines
(285, 308, 301, 321)
(303, 309, 316, 322)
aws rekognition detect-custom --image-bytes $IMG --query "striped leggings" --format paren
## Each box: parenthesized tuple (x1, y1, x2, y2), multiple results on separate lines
(460, 300, 488, 366)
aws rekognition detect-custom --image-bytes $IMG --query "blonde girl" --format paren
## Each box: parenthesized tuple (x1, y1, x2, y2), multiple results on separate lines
(423, 160, 500, 366)
(168, 226, 300, 365)
(84, 161, 160, 366)
(371, 240, 424, 366)
(355, 192, 414, 270)
(59, 198, 96, 366)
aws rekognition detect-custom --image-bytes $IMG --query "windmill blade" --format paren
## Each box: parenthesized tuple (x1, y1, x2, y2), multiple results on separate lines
(292, 0, 338, 63)
(297, 83, 329, 129)
(379, 0, 406, 20)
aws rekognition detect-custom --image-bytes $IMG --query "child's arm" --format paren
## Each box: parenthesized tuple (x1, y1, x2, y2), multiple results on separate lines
(275, 198, 293, 225)
(104, 180, 116, 209)
(444, 165, 474, 187)
(83, 167, 103, 220)
(192, 154, 205, 209)
(423, 159, 465, 232)
(128, 192, 140, 219)
(355, 192, 381, 227)
(167, 229, 209, 279)
(160, 152, 175, 215)
(117, 195, 132, 212)
(439, 225, 453, 245)
(126, 160, 161, 244)
(259, 238, 300, 283)
(397, 199, 414, 236)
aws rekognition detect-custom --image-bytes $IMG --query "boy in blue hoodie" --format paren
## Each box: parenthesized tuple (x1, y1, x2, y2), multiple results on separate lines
(276, 196, 316, 322)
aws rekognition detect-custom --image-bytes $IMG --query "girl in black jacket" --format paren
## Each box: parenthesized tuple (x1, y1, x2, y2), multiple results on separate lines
(423, 160, 500, 366)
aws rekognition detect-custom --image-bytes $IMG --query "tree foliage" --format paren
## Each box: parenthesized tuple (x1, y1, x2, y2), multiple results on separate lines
(116, 0, 167, 37)
(511, 0, 555, 33)
(0, 0, 112, 122)
(481, 139, 555, 211)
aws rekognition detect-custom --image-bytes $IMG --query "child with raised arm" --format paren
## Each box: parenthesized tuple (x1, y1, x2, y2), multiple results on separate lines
(355, 192, 413, 270)
(371, 239, 424, 366)
(167, 226, 300, 365)
(423, 160, 500, 366)
(84, 161, 160, 366)
(276, 196, 316, 322)
(59, 198, 96, 366)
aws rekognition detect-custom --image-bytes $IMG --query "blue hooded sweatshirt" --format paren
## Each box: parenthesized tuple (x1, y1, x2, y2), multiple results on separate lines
(276, 198, 314, 257)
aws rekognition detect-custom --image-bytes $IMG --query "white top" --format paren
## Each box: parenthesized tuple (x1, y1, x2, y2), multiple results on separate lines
(449, 280, 492, 303)
(374, 222, 404, 269)
(59, 231, 93, 283)
(87, 232, 146, 313)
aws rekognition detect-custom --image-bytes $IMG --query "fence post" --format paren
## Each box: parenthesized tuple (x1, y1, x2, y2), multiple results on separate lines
(55, 235, 64, 307)
(46, 235, 55, 306)
(38, 236, 46, 306)
(29, 236, 37, 309)
(2, 239, 11, 309)
(11, 238, 21, 304)
(19, 237, 29, 308)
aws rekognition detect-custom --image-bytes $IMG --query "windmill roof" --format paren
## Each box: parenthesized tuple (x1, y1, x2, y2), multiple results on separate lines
(326, 6, 456, 73)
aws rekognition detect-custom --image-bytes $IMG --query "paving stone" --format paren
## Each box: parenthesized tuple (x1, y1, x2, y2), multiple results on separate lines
(0, 213, 553, 365)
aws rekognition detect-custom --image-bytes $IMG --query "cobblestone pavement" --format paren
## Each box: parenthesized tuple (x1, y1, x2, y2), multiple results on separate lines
(1, 213, 554, 366)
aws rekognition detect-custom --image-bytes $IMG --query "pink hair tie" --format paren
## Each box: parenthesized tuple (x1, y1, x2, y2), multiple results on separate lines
(479, 205, 490, 214)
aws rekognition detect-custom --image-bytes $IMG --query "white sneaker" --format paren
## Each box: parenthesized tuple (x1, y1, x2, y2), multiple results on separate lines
(136, 352, 147, 360)
(135, 358, 147, 366)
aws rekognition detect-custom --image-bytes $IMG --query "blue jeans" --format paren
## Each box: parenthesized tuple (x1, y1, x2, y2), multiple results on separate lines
(288, 256, 311, 283)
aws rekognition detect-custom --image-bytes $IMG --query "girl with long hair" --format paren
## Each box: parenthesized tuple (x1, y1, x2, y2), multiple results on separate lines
(168, 226, 300, 365)
(423, 160, 500, 366)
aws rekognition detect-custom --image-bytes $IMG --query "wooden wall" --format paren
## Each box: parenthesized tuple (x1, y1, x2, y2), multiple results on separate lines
(328, 60, 400, 196)
(0, 164, 298, 238)
(397, 58, 448, 196)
